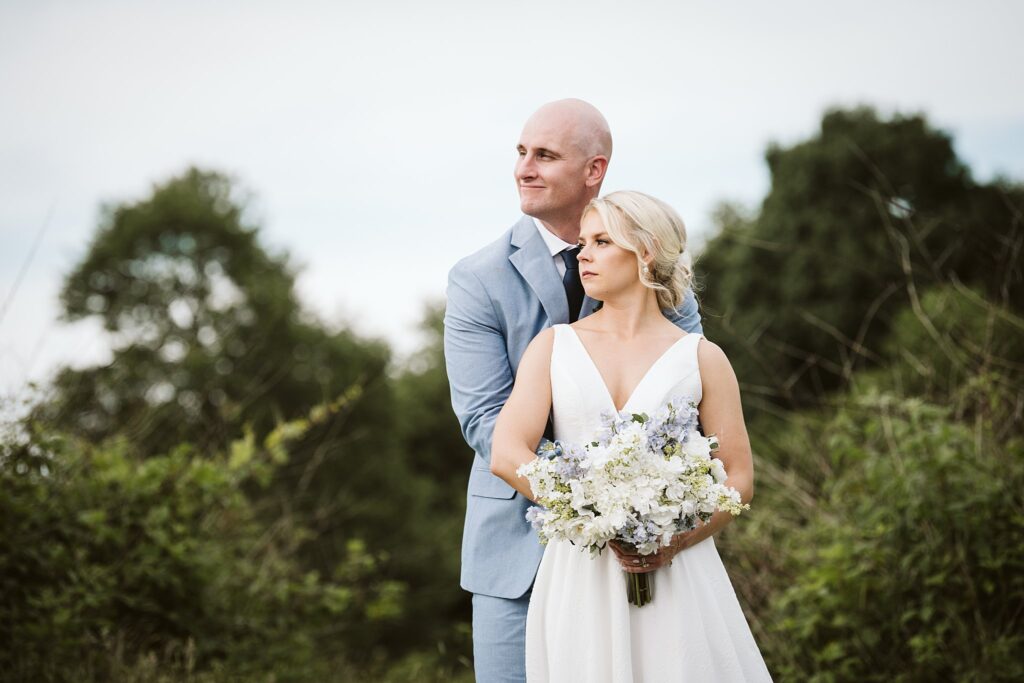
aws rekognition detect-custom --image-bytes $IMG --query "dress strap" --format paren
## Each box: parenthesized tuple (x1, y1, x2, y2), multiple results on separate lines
(549, 324, 572, 373)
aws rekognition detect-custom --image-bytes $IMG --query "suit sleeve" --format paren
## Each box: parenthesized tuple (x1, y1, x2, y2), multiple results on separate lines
(664, 288, 704, 334)
(443, 262, 514, 466)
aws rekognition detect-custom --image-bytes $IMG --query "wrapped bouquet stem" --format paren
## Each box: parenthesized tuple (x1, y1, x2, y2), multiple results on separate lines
(518, 396, 748, 607)
(626, 557, 655, 607)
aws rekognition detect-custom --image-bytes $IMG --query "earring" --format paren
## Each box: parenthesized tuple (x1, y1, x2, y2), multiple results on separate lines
(642, 265, 650, 274)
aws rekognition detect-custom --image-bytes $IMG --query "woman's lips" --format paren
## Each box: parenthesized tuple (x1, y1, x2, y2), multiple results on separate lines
(581, 271, 596, 278)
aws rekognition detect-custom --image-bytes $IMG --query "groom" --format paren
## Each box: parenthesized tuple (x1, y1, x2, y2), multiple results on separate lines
(443, 99, 703, 682)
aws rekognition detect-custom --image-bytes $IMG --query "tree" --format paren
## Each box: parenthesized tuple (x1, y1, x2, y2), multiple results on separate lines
(389, 304, 474, 661)
(40, 167, 391, 454)
(27, 167, 437, 662)
(697, 107, 1024, 409)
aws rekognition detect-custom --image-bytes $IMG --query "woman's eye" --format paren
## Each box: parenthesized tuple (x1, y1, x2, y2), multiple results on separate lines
(596, 239, 608, 245)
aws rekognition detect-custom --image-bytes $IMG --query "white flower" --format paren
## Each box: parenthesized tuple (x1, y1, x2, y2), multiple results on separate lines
(681, 434, 713, 459)
(647, 505, 677, 527)
(709, 458, 728, 483)
(610, 421, 647, 455)
(661, 455, 685, 475)
(588, 444, 614, 469)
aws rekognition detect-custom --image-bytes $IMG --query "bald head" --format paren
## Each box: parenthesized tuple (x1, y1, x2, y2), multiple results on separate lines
(514, 99, 613, 235)
(525, 99, 613, 160)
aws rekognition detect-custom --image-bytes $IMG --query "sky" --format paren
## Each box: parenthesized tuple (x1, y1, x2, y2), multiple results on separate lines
(1, 0, 1023, 404)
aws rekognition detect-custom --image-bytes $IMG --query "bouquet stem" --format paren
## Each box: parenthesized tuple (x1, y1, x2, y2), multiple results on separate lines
(627, 571, 654, 607)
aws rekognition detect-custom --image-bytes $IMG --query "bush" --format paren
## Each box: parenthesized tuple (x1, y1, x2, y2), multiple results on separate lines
(757, 392, 1024, 682)
(875, 285, 1024, 423)
(0, 411, 403, 682)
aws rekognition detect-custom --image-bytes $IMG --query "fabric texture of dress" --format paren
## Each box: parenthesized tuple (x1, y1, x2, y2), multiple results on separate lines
(524, 324, 772, 682)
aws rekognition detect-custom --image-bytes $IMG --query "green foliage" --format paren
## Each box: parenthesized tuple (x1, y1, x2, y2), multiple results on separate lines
(21, 167, 456, 663)
(40, 166, 393, 457)
(698, 107, 1024, 408)
(717, 285, 1024, 682)
(387, 303, 473, 664)
(697, 108, 1024, 681)
(873, 284, 1024, 417)
(759, 392, 1024, 682)
(0, 408, 403, 682)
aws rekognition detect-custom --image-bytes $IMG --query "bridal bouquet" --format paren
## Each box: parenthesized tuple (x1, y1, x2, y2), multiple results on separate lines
(517, 396, 748, 606)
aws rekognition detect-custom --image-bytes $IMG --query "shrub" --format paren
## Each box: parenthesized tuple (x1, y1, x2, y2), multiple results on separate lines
(0, 412, 402, 681)
(762, 392, 1024, 682)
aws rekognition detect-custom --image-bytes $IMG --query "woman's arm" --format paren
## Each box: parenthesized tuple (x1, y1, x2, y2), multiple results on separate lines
(681, 338, 755, 545)
(490, 327, 555, 501)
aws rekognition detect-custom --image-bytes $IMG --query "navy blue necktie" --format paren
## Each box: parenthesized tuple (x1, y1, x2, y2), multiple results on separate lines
(560, 246, 584, 323)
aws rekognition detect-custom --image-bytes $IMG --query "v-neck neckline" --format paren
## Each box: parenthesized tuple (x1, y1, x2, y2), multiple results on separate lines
(564, 325, 691, 413)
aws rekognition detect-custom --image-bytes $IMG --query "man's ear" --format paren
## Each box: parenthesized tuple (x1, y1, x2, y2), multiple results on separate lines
(585, 156, 609, 187)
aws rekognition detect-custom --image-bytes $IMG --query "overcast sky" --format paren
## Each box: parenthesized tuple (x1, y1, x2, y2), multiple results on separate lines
(2, 0, 1023, 403)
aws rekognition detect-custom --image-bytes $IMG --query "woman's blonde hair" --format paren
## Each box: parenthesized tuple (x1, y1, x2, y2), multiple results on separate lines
(583, 190, 695, 310)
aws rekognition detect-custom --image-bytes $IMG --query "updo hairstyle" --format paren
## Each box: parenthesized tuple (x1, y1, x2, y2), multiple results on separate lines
(582, 190, 695, 310)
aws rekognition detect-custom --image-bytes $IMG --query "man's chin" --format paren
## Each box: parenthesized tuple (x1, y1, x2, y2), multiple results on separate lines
(520, 201, 547, 218)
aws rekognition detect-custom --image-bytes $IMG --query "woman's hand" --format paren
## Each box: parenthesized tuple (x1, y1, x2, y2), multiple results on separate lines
(609, 528, 703, 574)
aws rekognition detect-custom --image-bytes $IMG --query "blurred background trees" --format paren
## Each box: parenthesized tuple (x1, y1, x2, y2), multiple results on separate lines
(697, 106, 1024, 682)
(698, 107, 1023, 409)
(2, 106, 1022, 681)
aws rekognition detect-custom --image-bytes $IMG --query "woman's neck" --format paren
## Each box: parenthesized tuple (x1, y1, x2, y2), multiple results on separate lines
(584, 289, 668, 339)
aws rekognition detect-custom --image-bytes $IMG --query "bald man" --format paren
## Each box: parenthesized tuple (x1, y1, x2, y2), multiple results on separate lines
(444, 99, 702, 681)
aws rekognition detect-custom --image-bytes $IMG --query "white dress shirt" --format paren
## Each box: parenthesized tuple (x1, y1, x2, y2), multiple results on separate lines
(532, 217, 576, 278)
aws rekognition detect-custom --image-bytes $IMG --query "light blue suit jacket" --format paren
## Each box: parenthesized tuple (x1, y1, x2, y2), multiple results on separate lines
(444, 215, 703, 599)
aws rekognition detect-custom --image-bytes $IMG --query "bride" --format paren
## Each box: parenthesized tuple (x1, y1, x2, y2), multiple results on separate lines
(490, 191, 772, 682)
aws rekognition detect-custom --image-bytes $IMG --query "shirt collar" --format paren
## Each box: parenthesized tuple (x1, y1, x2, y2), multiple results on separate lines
(532, 217, 576, 257)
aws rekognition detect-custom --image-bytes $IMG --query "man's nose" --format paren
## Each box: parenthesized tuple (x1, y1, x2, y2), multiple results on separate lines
(515, 154, 536, 180)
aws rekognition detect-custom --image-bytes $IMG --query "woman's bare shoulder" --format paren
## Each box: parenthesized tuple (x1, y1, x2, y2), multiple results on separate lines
(520, 326, 556, 365)
(697, 338, 737, 380)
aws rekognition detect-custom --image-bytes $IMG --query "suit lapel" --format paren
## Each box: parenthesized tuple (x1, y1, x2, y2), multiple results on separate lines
(509, 216, 569, 324)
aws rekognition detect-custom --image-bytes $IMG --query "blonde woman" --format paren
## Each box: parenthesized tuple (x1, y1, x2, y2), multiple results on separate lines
(491, 191, 771, 681)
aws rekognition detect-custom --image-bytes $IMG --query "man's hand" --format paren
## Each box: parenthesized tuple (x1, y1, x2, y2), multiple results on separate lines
(608, 528, 703, 574)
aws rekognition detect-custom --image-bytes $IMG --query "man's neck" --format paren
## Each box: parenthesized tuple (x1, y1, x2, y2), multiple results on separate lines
(533, 214, 583, 245)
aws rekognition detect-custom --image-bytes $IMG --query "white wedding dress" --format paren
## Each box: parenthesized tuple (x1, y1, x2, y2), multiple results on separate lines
(525, 324, 772, 682)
